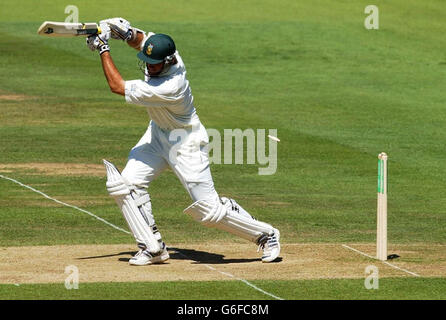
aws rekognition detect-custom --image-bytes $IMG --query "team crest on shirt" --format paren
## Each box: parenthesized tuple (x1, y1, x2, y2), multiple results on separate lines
(146, 44, 154, 55)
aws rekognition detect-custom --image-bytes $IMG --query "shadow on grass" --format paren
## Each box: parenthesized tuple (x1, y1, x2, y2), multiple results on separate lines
(77, 251, 135, 260)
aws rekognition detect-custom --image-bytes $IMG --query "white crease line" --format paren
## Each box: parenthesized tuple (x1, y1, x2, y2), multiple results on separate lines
(207, 265, 285, 300)
(0, 173, 284, 300)
(342, 245, 375, 259)
(174, 249, 284, 300)
(0, 174, 131, 235)
(342, 244, 420, 277)
(238, 278, 285, 300)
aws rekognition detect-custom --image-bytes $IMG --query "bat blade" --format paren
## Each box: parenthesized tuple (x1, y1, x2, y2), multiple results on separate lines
(37, 21, 100, 37)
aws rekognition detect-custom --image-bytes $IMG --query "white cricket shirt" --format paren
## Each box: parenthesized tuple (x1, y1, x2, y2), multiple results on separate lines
(124, 52, 200, 130)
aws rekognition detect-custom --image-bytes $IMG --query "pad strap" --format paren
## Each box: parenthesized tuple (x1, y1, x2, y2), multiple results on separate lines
(134, 193, 151, 207)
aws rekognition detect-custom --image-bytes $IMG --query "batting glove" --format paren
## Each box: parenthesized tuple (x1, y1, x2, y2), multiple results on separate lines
(101, 17, 134, 41)
(86, 22, 111, 55)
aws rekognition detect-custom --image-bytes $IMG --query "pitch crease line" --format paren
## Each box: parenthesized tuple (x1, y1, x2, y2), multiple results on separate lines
(0, 174, 132, 234)
(342, 244, 420, 277)
(0, 174, 284, 300)
(174, 251, 284, 300)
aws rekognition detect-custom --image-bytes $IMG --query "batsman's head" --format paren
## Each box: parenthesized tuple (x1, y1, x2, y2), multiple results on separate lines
(138, 34, 176, 65)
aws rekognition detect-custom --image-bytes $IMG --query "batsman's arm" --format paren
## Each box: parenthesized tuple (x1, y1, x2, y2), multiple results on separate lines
(100, 52, 125, 96)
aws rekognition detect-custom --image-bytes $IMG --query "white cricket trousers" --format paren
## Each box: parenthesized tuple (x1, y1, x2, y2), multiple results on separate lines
(121, 120, 219, 203)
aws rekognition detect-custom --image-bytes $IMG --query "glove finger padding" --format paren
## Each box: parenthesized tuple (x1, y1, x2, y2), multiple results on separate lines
(98, 22, 111, 41)
(102, 17, 132, 41)
(86, 34, 110, 55)
(110, 24, 132, 41)
(86, 36, 97, 51)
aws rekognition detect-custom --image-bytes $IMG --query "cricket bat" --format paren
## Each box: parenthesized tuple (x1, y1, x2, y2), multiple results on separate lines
(37, 21, 100, 37)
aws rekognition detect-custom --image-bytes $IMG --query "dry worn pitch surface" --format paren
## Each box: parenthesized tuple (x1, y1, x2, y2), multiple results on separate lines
(1, 243, 444, 284)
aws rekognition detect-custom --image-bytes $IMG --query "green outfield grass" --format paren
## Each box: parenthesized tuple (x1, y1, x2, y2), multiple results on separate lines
(0, 0, 445, 300)
(1, 278, 445, 300)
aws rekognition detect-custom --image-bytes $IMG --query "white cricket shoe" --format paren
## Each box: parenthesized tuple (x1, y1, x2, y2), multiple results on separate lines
(258, 229, 281, 263)
(129, 243, 170, 266)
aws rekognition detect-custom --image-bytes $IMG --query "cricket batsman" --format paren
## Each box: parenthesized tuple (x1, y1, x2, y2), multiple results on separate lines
(86, 18, 280, 265)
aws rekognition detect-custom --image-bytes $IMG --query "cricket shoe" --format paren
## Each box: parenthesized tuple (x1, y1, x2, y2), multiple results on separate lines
(129, 242, 170, 266)
(257, 229, 281, 263)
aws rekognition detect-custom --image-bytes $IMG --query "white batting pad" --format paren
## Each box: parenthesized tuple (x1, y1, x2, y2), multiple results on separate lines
(104, 159, 160, 253)
(184, 199, 274, 243)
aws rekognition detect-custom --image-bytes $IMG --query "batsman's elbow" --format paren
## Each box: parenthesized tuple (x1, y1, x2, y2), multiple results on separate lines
(110, 82, 125, 96)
